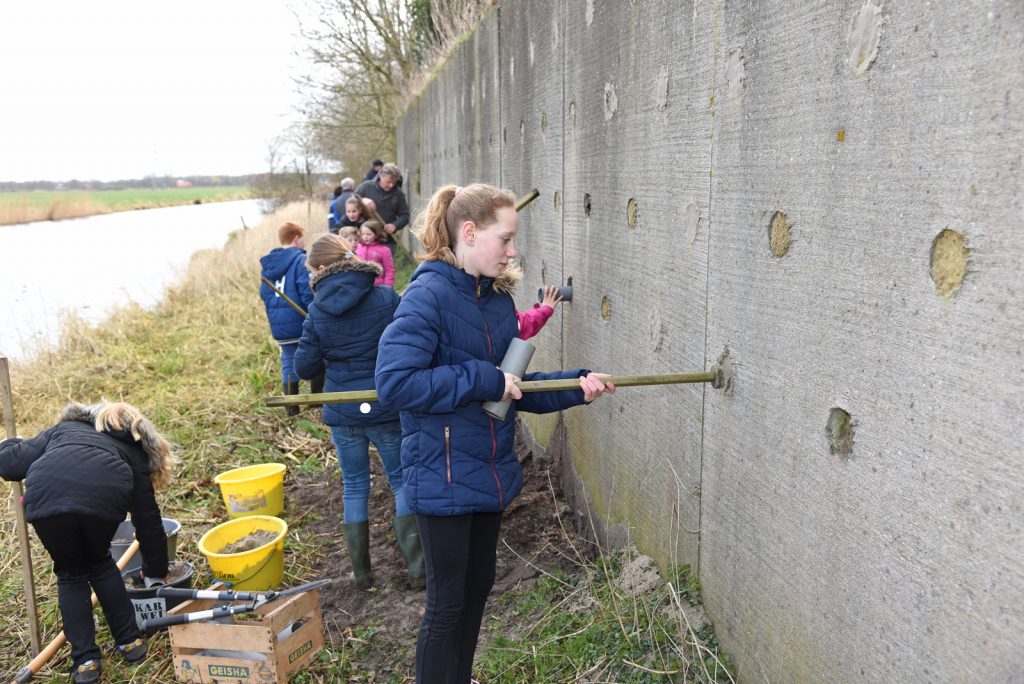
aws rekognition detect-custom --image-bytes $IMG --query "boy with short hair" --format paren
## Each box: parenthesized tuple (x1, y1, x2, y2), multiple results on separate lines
(259, 222, 322, 415)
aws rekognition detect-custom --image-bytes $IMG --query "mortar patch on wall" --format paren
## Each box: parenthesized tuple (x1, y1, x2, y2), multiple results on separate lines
(541, 112, 548, 136)
(648, 310, 665, 353)
(930, 228, 969, 298)
(769, 211, 792, 257)
(727, 48, 745, 99)
(604, 83, 618, 121)
(683, 202, 701, 246)
(510, 56, 515, 82)
(627, 198, 638, 229)
(826, 408, 855, 458)
(601, 296, 612, 321)
(655, 66, 670, 110)
(569, 100, 577, 129)
(529, 41, 535, 67)
(586, 0, 595, 26)
(551, 15, 559, 51)
(847, 1, 883, 75)
(520, 119, 525, 142)
(553, 191, 560, 212)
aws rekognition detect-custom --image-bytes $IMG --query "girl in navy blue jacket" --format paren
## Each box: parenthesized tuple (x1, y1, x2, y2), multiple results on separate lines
(294, 234, 423, 590)
(375, 184, 615, 683)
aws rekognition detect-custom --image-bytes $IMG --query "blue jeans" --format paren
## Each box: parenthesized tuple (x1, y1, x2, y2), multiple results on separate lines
(330, 422, 408, 523)
(279, 342, 299, 384)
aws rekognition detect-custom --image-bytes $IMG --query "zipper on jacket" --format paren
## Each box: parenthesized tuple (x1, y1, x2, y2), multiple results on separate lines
(444, 425, 452, 484)
(489, 417, 503, 508)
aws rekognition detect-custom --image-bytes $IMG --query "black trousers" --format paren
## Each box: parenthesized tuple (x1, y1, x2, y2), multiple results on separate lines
(415, 512, 502, 684)
(33, 514, 141, 668)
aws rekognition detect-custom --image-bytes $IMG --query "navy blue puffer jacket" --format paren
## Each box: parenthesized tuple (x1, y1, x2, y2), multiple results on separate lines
(294, 257, 400, 426)
(259, 246, 314, 342)
(375, 260, 588, 516)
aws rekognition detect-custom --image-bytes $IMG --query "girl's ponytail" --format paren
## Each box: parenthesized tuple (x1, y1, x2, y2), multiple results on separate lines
(413, 184, 458, 262)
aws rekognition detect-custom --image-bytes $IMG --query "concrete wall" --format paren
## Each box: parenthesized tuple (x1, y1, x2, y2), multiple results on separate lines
(397, 1, 1024, 681)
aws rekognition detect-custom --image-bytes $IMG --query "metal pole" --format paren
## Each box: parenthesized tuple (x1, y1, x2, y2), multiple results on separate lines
(0, 355, 41, 656)
(260, 276, 308, 317)
(265, 370, 719, 408)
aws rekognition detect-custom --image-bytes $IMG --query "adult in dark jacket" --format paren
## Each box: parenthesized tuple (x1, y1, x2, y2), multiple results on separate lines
(356, 163, 409, 251)
(0, 402, 175, 683)
(293, 234, 423, 590)
(363, 159, 384, 182)
(328, 177, 356, 233)
(259, 221, 320, 415)
(374, 183, 615, 683)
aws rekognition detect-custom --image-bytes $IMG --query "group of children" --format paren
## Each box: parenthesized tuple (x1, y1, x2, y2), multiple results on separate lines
(0, 177, 611, 684)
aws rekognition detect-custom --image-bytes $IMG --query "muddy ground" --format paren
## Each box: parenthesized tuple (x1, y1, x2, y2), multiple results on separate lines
(287, 429, 592, 677)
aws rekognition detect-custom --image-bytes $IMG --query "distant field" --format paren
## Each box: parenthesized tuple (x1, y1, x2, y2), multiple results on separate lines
(0, 186, 253, 225)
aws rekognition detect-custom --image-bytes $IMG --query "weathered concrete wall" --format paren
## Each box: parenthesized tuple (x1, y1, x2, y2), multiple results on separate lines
(397, 1, 1024, 681)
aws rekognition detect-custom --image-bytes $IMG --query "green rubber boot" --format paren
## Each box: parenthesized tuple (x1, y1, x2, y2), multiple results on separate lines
(393, 515, 426, 590)
(344, 522, 373, 590)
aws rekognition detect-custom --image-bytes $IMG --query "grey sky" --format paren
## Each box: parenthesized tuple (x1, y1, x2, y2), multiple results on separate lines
(0, 0, 312, 182)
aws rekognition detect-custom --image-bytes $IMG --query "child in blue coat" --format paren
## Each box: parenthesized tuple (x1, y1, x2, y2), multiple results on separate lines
(259, 222, 322, 416)
(375, 183, 615, 683)
(294, 234, 423, 589)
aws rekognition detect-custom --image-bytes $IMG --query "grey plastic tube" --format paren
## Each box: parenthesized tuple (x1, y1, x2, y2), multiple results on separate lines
(482, 338, 536, 420)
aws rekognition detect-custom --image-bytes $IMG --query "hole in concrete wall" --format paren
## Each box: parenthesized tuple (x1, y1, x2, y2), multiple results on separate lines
(836, 128, 846, 142)
(541, 261, 548, 283)
(604, 83, 618, 121)
(847, 1, 882, 75)
(930, 228, 968, 297)
(553, 191, 560, 212)
(601, 296, 611, 321)
(569, 100, 577, 129)
(584, 193, 592, 217)
(769, 211, 792, 257)
(627, 198, 638, 229)
(520, 257, 526, 273)
(520, 120, 525, 142)
(503, 127, 507, 144)
(826, 408, 855, 458)
(415, 166, 421, 195)
(541, 112, 548, 136)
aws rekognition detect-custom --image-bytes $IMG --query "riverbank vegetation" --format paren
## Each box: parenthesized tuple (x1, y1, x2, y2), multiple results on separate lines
(0, 186, 254, 226)
(1, 203, 733, 682)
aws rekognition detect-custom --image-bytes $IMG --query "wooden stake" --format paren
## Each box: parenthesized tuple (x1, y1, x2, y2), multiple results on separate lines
(0, 355, 41, 657)
(515, 189, 540, 212)
(260, 276, 308, 317)
(265, 370, 719, 408)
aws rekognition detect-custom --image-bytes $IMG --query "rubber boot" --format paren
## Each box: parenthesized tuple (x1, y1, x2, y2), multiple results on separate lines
(308, 372, 325, 410)
(344, 522, 373, 590)
(393, 515, 426, 590)
(283, 381, 300, 417)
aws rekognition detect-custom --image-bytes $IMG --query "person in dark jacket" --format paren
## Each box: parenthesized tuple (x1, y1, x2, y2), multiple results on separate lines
(294, 234, 424, 590)
(363, 159, 384, 182)
(0, 402, 176, 683)
(356, 163, 409, 252)
(374, 183, 615, 683)
(328, 178, 356, 233)
(259, 221, 321, 415)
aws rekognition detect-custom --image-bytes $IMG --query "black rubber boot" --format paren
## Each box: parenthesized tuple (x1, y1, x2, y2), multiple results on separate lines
(344, 522, 373, 590)
(393, 515, 425, 590)
(283, 381, 300, 417)
(308, 372, 325, 410)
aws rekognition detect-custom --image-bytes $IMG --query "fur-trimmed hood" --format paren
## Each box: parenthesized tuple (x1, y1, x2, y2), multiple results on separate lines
(58, 402, 175, 489)
(309, 256, 382, 290)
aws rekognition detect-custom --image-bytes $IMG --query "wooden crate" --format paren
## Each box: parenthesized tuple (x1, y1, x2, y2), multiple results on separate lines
(166, 587, 324, 683)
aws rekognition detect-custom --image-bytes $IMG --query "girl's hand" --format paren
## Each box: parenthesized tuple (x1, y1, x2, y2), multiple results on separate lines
(540, 285, 563, 309)
(580, 373, 616, 402)
(502, 372, 523, 401)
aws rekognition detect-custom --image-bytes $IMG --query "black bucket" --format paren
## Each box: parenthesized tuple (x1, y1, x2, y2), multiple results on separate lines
(122, 560, 195, 630)
(109, 517, 180, 574)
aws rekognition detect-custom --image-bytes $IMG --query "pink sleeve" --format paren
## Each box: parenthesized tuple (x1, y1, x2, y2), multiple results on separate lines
(516, 305, 553, 340)
(380, 245, 395, 287)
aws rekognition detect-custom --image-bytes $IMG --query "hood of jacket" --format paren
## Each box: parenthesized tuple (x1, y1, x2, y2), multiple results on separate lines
(260, 246, 306, 280)
(410, 254, 521, 296)
(309, 257, 383, 317)
(57, 402, 170, 484)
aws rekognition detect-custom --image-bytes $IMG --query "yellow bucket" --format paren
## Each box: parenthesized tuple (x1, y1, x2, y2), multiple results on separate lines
(198, 515, 288, 590)
(214, 463, 286, 518)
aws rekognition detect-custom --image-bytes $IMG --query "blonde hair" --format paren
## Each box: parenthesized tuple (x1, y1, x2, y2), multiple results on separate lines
(413, 183, 515, 263)
(90, 402, 176, 490)
(307, 233, 354, 271)
(338, 226, 359, 249)
(278, 221, 304, 245)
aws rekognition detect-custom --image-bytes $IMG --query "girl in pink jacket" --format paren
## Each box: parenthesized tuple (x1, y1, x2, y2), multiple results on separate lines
(517, 284, 563, 339)
(354, 220, 395, 287)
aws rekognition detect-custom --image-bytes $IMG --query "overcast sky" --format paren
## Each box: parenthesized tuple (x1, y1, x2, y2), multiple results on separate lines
(0, 0, 314, 182)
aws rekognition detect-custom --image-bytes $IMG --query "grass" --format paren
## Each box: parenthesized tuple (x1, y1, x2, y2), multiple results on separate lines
(0, 207, 732, 683)
(0, 186, 254, 225)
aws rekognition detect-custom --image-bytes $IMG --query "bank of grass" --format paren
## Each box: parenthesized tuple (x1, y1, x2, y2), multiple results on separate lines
(0, 186, 253, 225)
(0, 205, 732, 682)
